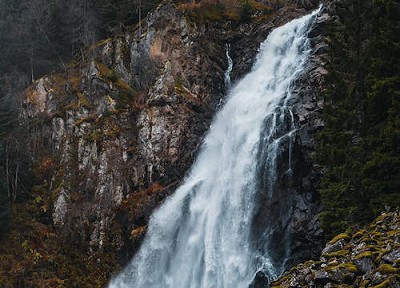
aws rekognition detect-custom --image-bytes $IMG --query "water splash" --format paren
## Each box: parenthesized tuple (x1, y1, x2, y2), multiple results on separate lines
(109, 8, 320, 288)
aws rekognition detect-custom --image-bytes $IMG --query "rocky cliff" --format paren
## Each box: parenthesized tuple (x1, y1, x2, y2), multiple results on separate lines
(14, 0, 330, 285)
(23, 1, 230, 253)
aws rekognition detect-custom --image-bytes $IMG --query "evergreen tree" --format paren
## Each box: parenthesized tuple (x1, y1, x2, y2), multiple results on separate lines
(317, 0, 400, 237)
(0, 97, 12, 237)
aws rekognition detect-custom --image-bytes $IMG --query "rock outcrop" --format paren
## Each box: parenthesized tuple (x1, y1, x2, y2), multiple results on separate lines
(272, 211, 400, 288)
(21, 0, 328, 272)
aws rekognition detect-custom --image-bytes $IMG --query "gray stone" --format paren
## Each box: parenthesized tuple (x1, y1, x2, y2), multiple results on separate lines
(354, 257, 376, 274)
(322, 239, 347, 255)
(314, 271, 329, 286)
(382, 249, 400, 264)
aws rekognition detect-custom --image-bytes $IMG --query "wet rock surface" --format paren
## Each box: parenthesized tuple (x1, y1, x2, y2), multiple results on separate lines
(250, 6, 332, 273)
(272, 211, 400, 288)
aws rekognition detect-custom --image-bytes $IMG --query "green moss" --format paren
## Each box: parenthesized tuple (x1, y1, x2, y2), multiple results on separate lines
(327, 262, 359, 274)
(376, 251, 387, 263)
(175, 77, 184, 94)
(365, 245, 381, 252)
(370, 231, 384, 239)
(328, 233, 351, 245)
(324, 249, 350, 258)
(115, 78, 129, 90)
(271, 273, 290, 287)
(107, 69, 119, 83)
(355, 251, 374, 259)
(371, 279, 390, 288)
(339, 263, 359, 273)
(376, 264, 399, 274)
(376, 213, 390, 222)
(360, 237, 379, 245)
(352, 229, 366, 240)
(360, 279, 371, 287)
(387, 230, 400, 237)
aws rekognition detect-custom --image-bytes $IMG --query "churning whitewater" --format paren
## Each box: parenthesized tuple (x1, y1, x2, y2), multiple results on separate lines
(109, 8, 320, 288)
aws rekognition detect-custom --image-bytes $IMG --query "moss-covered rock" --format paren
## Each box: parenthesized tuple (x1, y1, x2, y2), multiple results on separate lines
(376, 264, 399, 275)
(272, 211, 400, 288)
(324, 249, 351, 259)
(328, 233, 351, 245)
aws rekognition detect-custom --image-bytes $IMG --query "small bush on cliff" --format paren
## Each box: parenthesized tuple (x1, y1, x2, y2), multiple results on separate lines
(107, 69, 119, 83)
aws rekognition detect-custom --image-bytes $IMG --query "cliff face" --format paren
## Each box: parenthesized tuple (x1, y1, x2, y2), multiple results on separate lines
(20, 0, 327, 281)
(23, 2, 228, 254)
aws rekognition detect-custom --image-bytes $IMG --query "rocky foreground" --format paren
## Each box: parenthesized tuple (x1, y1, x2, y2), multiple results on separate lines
(272, 211, 400, 287)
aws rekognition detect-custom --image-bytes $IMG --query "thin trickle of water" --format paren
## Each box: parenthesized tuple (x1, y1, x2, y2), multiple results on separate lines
(287, 109, 296, 174)
(109, 8, 320, 288)
(224, 43, 233, 89)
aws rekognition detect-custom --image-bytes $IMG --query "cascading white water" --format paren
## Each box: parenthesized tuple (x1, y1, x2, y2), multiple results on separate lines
(109, 8, 320, 288)
(224, 43, 233, 89)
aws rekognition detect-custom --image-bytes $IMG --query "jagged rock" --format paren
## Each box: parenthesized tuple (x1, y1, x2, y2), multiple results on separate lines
(327, 268, 357, 284)
(23, 0, 230, 253)
(294, 0, 320, 10)
(315, 270, 330, 286)
(371, 272, 387, 286)
(354, 257, 375, 274)
(322, 239, 348, 255)
(382, 249, 400, 265)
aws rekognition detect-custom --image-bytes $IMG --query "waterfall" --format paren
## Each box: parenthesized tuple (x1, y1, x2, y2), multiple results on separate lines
(109, 8, 320, 288)
(224, 43, 233, 89)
